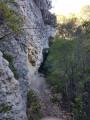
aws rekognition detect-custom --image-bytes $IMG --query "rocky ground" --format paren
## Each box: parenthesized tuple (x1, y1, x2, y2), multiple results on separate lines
(31, 73, 72, 120)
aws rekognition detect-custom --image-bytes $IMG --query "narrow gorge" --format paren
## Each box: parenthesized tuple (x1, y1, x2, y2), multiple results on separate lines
(1, 1, 89, 120)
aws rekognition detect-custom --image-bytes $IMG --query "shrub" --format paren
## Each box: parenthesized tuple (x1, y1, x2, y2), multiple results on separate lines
(72, 96, 88, 120)
(50, 96, 59, 103)
(27, 90, 43, 120)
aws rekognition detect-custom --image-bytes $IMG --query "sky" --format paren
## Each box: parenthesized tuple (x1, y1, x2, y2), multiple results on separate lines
(50, 0, 90, 15)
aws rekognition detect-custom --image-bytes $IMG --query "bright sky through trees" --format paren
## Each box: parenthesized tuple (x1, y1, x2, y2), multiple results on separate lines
(50, 0, 90, 15)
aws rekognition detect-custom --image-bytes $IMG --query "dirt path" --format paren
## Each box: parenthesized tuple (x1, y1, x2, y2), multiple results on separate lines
(30, 73, 71, 120)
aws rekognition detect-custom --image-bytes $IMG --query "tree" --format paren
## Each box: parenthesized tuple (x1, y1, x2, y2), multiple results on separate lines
(56, 6, 90, 39)
(82, 20, 90, 39)
(45, 39, 77, 100)
(0, 0, 23, 40)
(45, 37, 90, 119)
(45, 5, 90, 119)
(57, 16, 79, 39)
(80, 5, 90, 20)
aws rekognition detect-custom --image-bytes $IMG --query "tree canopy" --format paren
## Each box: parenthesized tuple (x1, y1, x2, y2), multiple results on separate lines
(44, 5, 90, 120)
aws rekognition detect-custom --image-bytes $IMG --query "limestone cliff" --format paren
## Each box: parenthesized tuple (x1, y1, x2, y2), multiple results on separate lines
(0, 51, 26, 120)
(0, 0, 56, 119)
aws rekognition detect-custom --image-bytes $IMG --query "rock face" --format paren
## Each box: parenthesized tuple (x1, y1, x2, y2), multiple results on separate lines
(0, 51, 27, 120)
(0, 0, 56, 119)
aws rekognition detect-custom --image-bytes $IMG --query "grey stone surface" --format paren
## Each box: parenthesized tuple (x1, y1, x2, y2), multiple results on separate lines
(0, 52, 27, 120)
(0, 0, 56, 119)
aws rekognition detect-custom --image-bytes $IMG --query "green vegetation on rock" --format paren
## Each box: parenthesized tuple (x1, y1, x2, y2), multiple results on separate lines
(50, 96, 59, 103)
(0, 103, 14, 120)
(27, 90, 43, 120)
(3, 53, 19, 79)
(0, 0, 23, 40)
(0, 103, 11, 114)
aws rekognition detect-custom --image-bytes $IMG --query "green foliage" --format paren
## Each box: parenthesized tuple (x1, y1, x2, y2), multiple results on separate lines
(57, 17, 78, 39)
(44, 36, 90, 118)
(0, 103, 14, 120)
(80, 5, 90, 20)
(7, 0, 19, 7)
(0, 103, 11, 114)
(57, 6, 90, 39)
(50, 96, 59, 103)
(45, 38, 77, 96)
(27, 90, 43, 120)
(3, 53, 19, 79)
(72, 96, 83, 119)
(44, 5, 90, 119)
(72, 96, 89, 120)
(0, 1, 23, 40)
(6, 118, 14, 120)
(82, 20, 90, 39)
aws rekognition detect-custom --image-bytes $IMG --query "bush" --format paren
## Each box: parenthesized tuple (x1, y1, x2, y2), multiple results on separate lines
(72, 96, 88, 120)
(27, 90, 43, 120)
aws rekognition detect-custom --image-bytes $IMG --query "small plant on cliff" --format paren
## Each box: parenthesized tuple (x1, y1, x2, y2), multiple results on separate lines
(50, 96, 59, 103)
(0, 103, 14, 120)
(0, 103, 11, 114)
(3, 52, 19, 79)
(0, 0, 23, 40)
(27, 90, 43, 120)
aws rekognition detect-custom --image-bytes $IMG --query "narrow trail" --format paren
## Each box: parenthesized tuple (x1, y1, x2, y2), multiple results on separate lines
(31, 73, 71, 120)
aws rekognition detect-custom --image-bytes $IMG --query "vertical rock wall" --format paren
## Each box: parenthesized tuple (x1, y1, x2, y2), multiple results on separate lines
(0, 51, 27, 120)
(0, 0, 56, 119)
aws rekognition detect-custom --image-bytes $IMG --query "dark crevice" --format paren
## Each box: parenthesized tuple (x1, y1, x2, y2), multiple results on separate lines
(38, 37, 54, 74)
(38, 53, 48, 73)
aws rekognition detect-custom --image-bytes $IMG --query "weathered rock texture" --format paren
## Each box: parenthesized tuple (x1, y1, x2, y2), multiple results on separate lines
(0, 0, 56, 119)
(0, 51, 27, 120)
